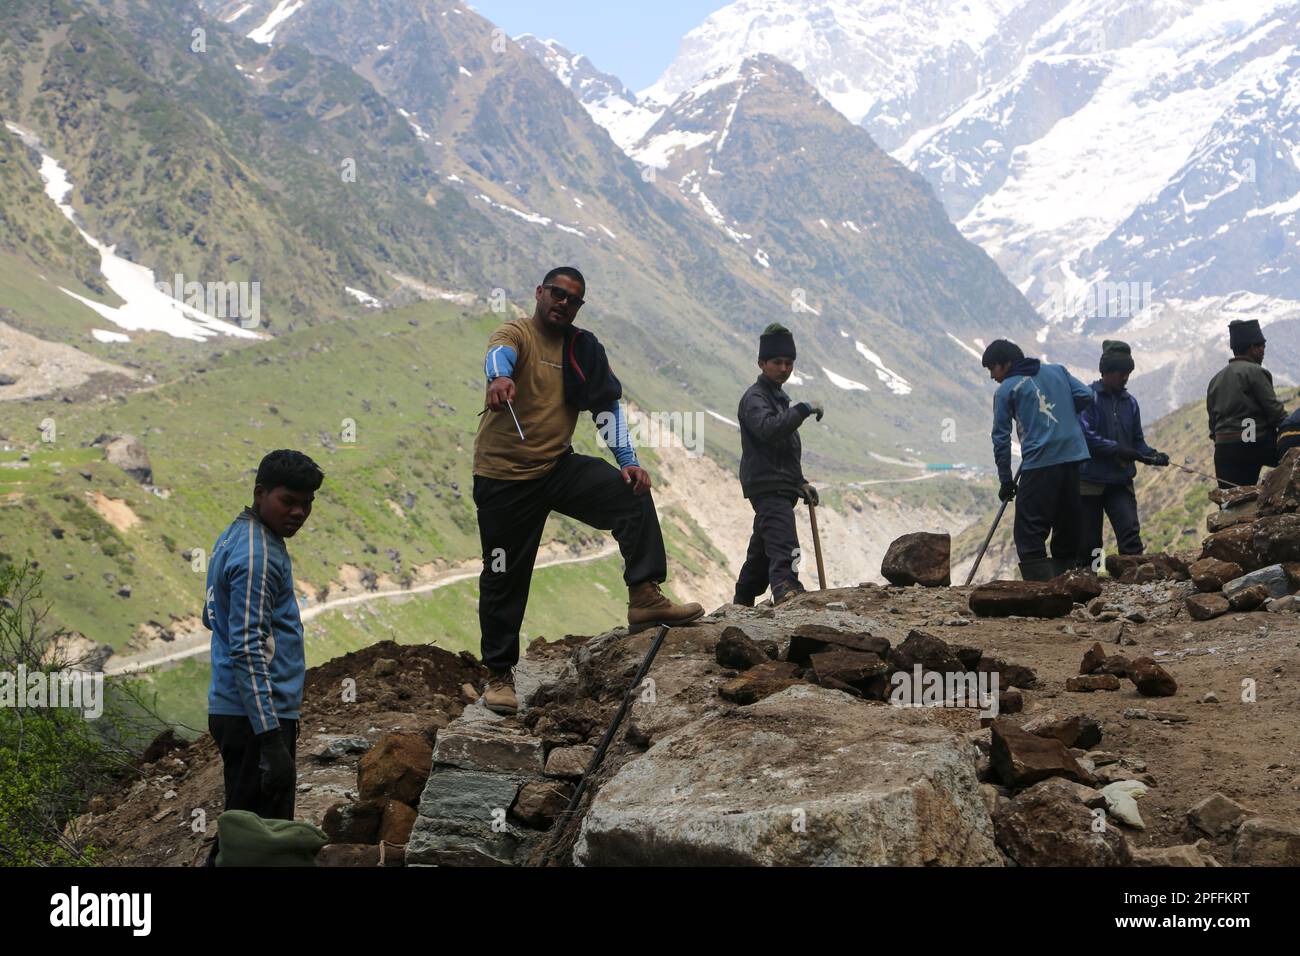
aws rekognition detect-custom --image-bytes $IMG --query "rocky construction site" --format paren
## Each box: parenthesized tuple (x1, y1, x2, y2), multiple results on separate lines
(76, 452, 1300, 867)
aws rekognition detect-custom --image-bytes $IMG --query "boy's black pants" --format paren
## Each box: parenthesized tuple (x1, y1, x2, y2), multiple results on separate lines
(734, 493, 802, 602)
(1013, 462, 1082, 563)
(205, 715, 299, 865)
(474, 451, 667, 673)
(1080, 482, 1142, 567)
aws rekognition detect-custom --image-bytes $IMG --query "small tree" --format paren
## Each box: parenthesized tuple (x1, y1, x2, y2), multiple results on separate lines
(0, 562, 167, 867)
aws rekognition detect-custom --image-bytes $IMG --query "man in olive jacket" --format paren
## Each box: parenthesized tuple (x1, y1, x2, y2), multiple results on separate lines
(733, 324, 824, 606)
(1207, 319, 1287, 488)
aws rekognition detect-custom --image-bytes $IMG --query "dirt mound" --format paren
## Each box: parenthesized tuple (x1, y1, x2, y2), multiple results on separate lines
(77, 642, 483, 866)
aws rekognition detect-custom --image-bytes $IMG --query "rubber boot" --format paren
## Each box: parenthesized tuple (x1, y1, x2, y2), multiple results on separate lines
(1018, 557, 1057, 582)
(628, 581, 704, 634)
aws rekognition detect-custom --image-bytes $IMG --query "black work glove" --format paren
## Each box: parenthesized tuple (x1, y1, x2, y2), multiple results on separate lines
(1115, 447, 1141, 461)
(801, 483, 820, 506)
(1145, 452, 1170, 467)
(998, 480, 1017, 503)
(797, 401, 825, 422)
(257, 727, 295, 799)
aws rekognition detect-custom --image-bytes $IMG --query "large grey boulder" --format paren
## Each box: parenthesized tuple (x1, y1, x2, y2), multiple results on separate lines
(102, 434, 153, 484)
(573, 684, 1001, 866)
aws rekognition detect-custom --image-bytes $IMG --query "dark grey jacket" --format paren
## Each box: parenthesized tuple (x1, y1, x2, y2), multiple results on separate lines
(738, 375, 811, 499)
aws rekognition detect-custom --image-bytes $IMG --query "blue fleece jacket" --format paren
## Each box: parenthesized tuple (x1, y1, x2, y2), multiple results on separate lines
(204, 508, 305, 733)
(1078, 380, 1157, 485)
(991, 358, 1092, 483)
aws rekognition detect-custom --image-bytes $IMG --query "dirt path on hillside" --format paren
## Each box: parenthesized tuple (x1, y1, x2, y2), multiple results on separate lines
(105, 542, 618, 676)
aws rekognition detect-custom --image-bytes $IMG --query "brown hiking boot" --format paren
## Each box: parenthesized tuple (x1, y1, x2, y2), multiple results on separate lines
(627, 581, 704, 634)
(481, 670, 517, 715)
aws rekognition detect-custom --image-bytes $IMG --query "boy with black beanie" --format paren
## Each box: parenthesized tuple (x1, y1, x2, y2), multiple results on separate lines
(1077, 341, 1169, 566)
(733, 324, 824, 605)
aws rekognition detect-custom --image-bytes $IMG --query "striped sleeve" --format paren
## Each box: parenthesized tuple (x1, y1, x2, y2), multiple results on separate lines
(484, 345, 517, 381)
(225, 520, 280, 733)
(594, 400, 640, 469)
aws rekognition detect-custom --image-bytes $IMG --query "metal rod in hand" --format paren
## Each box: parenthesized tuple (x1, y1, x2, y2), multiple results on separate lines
(808, 499, 827, 590)
(559, 624, 671, 822)
(1170, 459, 1239, 488)
(965, 465, 1022, 587)
(505, 399, 526, 441)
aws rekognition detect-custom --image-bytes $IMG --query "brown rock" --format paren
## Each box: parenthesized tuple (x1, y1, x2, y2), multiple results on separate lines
(1048, 570, 1103, 603)
(1022, 777, 1108, 810)
(1066, 674, 1121, 692)
(990, 718, 1096, 788)
(1187, 792, 1251, 837)
(322, 799, 385, 844)
(1022, 713, 1103, 750)
(358, 733, 433, 805)
(976, 655, 1037, 689)
(999, 689, 1023, 715)
(316, 844, 382, 867)
(1131, 843, 1221, 867)
(1097, 654, 1134, 678)
(719, 660, 803, 704)
(1080, 642, 1108, 674)
(1130, 657, 1177, 697)
(1199, 523, 1259, 569)
(512, 780, 574, 829)
(880, 532, 951, 587)
(1206, 509, 1256, 533)
(1229, 583, 1271, 612)
(544, 745, 596, 779)
(809, 649, 888, 692)
(1190, 557, 1245, 592)
(1209, 485, 1259, 507)
(1257, 447, 1300, 515)
(994, 785, 1130, 866)
(1232, 818, 1300, 866)
(969, 580, 1073, 618)
(1106, 552, 1189, 582)
(785, 625, 889, 664)
(888, 629, 963, 674)
(715, 626, 768, 670)
(1185, 593, 1230, 621)
(378, 800, 417, 845)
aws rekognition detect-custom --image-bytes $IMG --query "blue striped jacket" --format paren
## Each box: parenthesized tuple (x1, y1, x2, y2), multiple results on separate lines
(204, 508, 305, 732)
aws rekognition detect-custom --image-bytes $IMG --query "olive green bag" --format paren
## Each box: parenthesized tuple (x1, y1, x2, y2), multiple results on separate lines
(214, 810, 329, 867)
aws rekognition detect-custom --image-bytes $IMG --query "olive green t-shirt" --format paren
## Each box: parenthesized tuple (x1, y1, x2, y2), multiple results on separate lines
(473, 318, 580, 480)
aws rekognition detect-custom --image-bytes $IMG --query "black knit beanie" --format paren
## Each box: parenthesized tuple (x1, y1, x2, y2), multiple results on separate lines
(1229, 319, 1265, 352)
(759, 323, 796, 361)
(1099, 340, 1135, 374)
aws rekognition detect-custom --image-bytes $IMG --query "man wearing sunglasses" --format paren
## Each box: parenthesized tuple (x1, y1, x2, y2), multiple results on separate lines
(473, 267, 704, 715)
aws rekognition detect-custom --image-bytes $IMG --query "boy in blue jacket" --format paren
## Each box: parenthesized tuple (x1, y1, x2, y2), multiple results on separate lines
(205, 449, 323, 835)
(1077, 341, 1169, 566)
(983, 340, 1093, 581)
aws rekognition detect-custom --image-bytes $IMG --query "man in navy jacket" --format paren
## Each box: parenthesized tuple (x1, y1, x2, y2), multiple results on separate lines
(1077, 341, 1169, 567)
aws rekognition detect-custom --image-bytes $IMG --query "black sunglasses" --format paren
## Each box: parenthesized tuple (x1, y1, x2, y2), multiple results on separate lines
(543, 284, 585, 308)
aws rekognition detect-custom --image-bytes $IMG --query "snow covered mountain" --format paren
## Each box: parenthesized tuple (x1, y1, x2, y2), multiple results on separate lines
(512, 35, 662, 151)
(628, 0, 1300, 413)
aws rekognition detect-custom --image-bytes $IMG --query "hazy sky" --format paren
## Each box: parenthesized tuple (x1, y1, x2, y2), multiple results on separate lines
(468, 1, 731, 91)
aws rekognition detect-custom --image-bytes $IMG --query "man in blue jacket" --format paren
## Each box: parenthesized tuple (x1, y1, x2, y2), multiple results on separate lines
(983, 340, 1093, 581)
(1077, 341, 1169, 567)
(205, 449, 323, 837)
